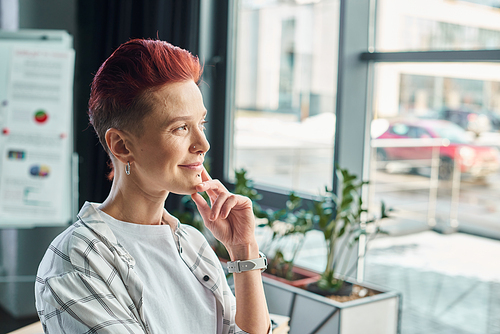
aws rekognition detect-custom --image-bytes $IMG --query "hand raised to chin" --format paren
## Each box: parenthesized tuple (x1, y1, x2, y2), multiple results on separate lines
(190, 168, 258, 257)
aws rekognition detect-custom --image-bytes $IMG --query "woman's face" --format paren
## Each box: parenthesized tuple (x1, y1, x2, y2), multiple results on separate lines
(128, 80, 210, 196)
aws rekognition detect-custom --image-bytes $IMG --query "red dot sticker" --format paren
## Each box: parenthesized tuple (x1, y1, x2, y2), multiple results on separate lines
(34, 110, 49, 124)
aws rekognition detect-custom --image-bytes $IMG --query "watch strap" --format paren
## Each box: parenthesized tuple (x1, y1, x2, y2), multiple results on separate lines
(227, 251, 267, 273)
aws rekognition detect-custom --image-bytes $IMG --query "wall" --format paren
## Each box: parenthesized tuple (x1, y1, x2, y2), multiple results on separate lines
(18, 0, 76, 37)
(0, 0, 77, 318)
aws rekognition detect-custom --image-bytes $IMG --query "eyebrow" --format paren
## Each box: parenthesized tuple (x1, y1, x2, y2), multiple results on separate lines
(162, 111, 207, 127)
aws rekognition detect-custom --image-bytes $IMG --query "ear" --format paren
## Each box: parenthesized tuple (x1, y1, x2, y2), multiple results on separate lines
(105, 128, 134, 164)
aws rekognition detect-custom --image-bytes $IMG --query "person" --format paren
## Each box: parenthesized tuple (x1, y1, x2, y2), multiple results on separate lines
(35, 39, 271, 334)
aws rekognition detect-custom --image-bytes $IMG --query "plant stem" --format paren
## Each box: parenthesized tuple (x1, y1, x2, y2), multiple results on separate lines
(285, 235, 306, 279)
(324, 228, 337, 278)
(339, 239, 356, 280)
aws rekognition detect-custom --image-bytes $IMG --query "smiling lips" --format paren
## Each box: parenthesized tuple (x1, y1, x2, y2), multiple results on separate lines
(179, 162, 203, 171)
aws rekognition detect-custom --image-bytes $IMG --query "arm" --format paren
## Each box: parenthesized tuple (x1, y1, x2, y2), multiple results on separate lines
(228, 243, 271, 334)
(37, 271, 147, 334)
(35, 225, 148, 334)
(191, 169, 271, 334)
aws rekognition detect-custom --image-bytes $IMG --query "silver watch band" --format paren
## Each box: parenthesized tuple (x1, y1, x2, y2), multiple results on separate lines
(227, 251, 268, 273)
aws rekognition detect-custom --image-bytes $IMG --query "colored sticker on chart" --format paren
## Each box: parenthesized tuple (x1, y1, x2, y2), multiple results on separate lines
(34, 109, 49, 124)
(29, 164, 50, 177)
(7, 150, 25, 160)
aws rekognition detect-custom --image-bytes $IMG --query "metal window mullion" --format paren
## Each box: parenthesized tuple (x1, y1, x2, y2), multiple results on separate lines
(198, 0, 230, 181)
(360, 49, 500, 62)
(334, 0, 372, 279)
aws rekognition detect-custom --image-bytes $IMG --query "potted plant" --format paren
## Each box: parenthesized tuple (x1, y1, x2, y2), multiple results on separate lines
(308, 165, 390, 296)
(261, 166, 402, 334)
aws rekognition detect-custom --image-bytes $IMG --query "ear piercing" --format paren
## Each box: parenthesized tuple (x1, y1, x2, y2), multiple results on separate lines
(125, 161, 131, 175)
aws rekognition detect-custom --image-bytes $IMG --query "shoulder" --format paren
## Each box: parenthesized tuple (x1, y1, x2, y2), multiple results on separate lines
(36, 221, 86, 275)
(35, 218, 134, 306)
(36, 219, 117, 282)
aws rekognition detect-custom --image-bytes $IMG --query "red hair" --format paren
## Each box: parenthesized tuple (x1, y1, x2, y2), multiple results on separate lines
(88, 39, 202, 154)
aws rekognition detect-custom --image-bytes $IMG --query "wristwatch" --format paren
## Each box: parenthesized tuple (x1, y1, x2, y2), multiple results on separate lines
(227, 251, 268, 273)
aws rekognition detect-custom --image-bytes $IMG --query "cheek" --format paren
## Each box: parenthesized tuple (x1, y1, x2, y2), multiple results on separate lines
(160, 144, 184, 166)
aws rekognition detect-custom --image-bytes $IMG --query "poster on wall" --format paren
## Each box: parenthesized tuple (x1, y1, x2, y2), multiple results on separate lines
(0, 33, 75, 228)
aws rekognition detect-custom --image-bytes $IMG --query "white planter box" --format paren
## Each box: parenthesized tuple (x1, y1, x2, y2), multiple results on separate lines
(263, 276, 402, 334)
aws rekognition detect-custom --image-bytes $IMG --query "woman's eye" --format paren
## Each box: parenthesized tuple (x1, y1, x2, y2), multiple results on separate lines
(200, 120, 208, 131)
(176, 125, 188, 131)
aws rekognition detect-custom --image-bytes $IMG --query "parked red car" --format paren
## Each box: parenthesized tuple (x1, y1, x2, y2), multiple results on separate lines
(375, 119, 500, 179)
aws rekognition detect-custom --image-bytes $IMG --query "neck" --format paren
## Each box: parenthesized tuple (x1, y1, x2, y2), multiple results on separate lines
(99, 173, 175, 227)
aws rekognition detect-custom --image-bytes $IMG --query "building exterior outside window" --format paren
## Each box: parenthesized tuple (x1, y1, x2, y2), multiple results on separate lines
(231, 0, 339, 194)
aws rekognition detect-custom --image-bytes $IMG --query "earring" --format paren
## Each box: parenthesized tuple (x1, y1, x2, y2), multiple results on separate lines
(125, 161, 131, 175)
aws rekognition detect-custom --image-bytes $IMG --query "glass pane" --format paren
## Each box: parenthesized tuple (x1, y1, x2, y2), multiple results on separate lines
(231, 0, 340, 194)
(376, 0, 500, 51)
(368, 62, 500, 333)
(371, 61, 500, 231)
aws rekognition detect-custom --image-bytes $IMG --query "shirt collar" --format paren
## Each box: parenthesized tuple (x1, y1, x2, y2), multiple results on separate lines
(77, 201, 142, 263)
(77, 201, 185, 245)
(77, 201, 119, 244)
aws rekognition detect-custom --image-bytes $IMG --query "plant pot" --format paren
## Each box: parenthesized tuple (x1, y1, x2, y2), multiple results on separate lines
(262, 265, 321, 288)
(262, 276, 402, 334)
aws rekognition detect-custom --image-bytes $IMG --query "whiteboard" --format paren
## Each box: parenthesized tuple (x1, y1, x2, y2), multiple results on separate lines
(0, 30, 75, 228)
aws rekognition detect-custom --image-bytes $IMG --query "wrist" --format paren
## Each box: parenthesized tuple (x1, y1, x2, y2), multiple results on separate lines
(227, 250, 267, 274)
(227, 242, 260, 261)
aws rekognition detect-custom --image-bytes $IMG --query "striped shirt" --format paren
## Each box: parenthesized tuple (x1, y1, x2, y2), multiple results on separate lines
(35, 202, 246, 334)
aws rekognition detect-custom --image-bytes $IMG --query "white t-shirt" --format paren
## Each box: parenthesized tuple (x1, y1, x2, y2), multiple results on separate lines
(102, 210, 221, 334)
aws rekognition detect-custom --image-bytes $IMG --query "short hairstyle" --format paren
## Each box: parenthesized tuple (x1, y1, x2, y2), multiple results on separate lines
(88, 39, 202, 154)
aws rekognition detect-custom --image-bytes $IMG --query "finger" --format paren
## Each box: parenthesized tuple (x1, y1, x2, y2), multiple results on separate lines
(201, 167, 212, 182)
(195, 178, 228, 198)
(218, 195, 239, 220)
(195, 168, 212, 194)
(209, 192, 231, 221)
(191, 193, 212, 221)
(194, 181, 218, 205)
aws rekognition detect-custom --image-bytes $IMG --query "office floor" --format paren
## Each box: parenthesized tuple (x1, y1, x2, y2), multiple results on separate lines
(294, 229, 500, 334)
(363, 231, 500, 334)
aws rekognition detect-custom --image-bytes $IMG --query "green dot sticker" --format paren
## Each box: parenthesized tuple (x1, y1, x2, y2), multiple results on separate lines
(34, 109, 49, 124)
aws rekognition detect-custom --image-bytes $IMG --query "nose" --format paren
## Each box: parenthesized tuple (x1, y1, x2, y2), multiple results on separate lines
(190, 130, 210, 155)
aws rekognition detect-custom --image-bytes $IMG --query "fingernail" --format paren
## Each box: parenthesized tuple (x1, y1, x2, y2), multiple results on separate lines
(210, 214, 215, 220)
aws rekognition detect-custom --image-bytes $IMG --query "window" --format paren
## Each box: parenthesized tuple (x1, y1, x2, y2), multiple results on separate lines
(376, 0, 500, 51)
(371, 61, 500, 229)
(365, 0, 500, 332)
(230, 0, 340, 195)
(202, 0, 500, 332)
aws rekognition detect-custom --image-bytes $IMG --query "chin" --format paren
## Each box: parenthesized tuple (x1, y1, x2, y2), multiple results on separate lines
(171, 183, 199, 196)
